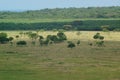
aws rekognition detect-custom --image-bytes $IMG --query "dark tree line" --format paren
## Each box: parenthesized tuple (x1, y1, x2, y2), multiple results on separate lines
(0, 20, 119, 31)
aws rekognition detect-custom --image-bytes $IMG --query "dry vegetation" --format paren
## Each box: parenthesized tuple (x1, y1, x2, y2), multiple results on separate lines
(2, 31, 120, 41)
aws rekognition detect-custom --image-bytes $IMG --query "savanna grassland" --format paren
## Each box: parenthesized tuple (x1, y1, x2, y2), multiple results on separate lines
(0, 31, 120, 80)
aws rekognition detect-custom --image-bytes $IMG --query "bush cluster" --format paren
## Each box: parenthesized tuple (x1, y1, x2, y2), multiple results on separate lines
(93, 33, 105, 47)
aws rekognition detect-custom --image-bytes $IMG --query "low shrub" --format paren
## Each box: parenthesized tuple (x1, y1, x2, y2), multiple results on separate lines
(16, 41, 27, 46)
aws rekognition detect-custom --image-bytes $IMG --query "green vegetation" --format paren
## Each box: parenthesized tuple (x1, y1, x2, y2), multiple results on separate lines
(93, 33, 105, 47)
(0, 6, 120, 19)
(0, 19, 119, 31)
(0, 32, 10, 44)
(67, 41, 76, 48)
(16, 40, 27, 46)
(0, 6, 120, 31)
(0, 6, 120, 80)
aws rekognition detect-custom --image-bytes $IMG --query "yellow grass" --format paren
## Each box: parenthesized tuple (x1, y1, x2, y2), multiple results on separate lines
(1, 31, 120, 41)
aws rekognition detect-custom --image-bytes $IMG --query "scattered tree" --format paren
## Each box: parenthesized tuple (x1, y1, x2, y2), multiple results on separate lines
(15, 35, 19, 40)
(93, 33, 105, 47)
(67, 41, 76, 49)
(0, 33, 9, 44)
(57, 32, 67, 41)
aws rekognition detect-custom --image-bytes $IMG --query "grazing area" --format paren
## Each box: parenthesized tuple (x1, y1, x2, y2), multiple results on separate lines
(0, 31, 120, 80)
(0, 0, 120, 80)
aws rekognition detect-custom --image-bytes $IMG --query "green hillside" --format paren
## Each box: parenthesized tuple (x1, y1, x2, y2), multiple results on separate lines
(0, 6, 120, 31)
(0, 6, 120, 19)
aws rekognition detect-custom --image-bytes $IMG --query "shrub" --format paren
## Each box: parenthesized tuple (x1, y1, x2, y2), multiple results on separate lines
(99, 36, 104, 40)
(28, 33, 38, 40)
(93, 33, 100, 39)
(46, 35, 59, 43)
(40, 39, 49, 46)
(67, 42, 76, 49)
(96, 41, 104, 47)
(57, 32, 67, 41)
(88, 43, 93, 46)
(77, 40, 80, 45)
(39, 35, 44, 40)
(93, 33, 105, 47)
(0, 33, 9, 44)
(101, 25, 110, 32)
(8, 37, 14, 41)
(16, 41, 27, 46)
(15, 35, 19, 39)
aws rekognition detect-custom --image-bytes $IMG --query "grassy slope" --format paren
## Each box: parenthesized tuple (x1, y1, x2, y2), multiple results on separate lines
(0, 31, 120, 80)
(0, 18, 120, 23)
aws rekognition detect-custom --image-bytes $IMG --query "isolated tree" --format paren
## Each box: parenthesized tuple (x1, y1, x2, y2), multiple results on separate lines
(88, 42, 93, 46)
(0, 33, 9, 44)
(67, 41, 76, 49)
(15, 35, 19, 40)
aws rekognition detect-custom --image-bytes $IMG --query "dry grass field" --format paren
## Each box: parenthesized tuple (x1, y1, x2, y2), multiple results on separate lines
(0, 31, 120, 80)
(2, 31, 120, 41)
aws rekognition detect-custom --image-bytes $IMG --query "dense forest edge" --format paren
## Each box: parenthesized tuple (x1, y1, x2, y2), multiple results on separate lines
(0, 6, 120, 31)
